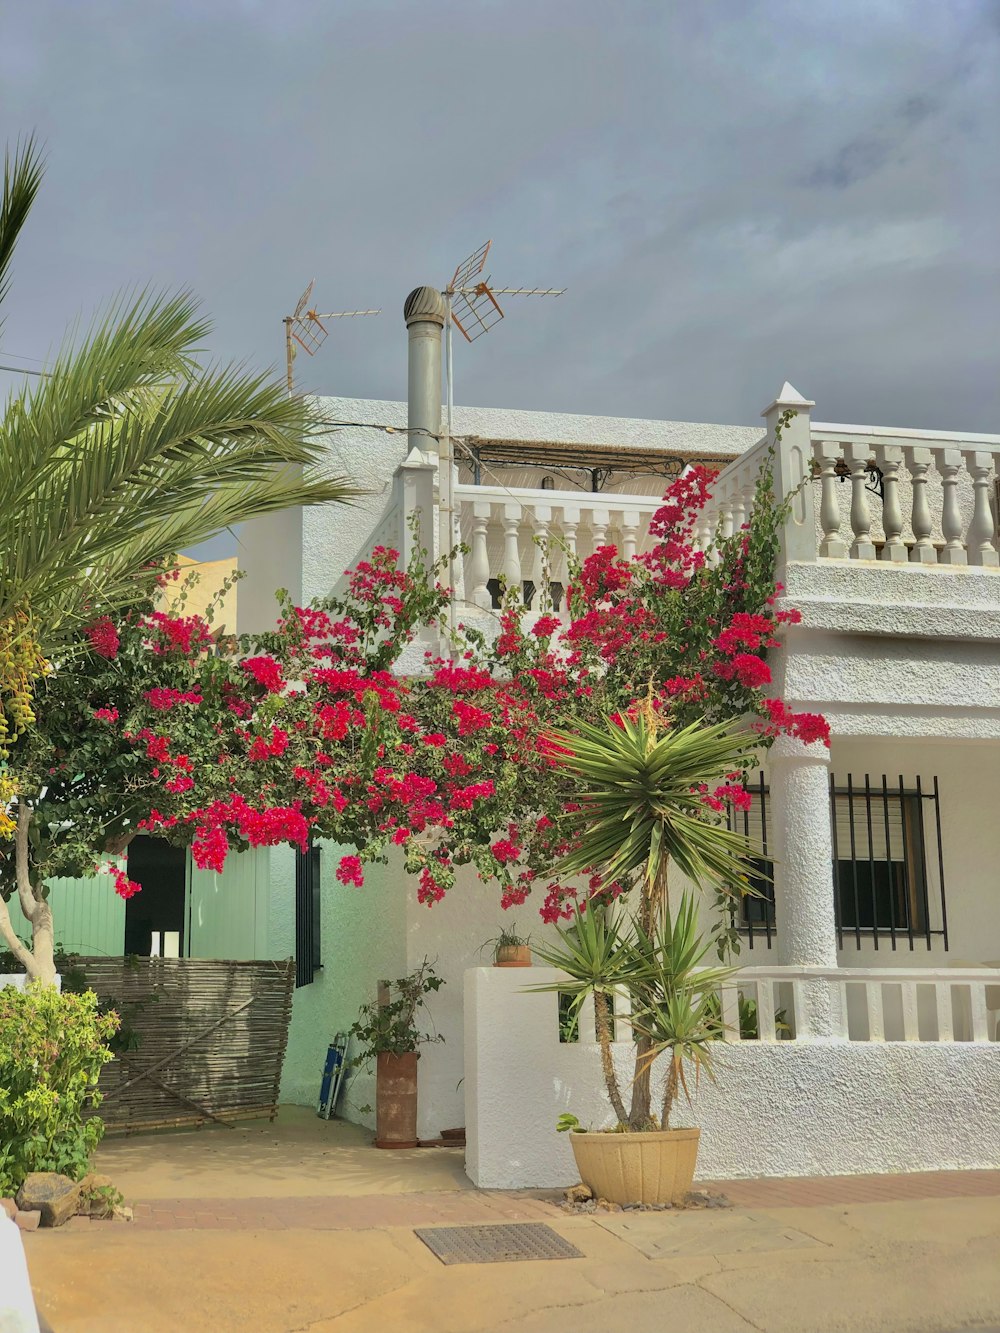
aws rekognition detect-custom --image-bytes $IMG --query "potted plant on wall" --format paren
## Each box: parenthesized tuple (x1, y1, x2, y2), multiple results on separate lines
(349, 959, 444, 1149)
(483, 925, 533, 968)
(532, 710, 758, 1205)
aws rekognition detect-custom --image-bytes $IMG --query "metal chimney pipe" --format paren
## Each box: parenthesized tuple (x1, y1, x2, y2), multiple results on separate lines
(403, 285, 446, 456)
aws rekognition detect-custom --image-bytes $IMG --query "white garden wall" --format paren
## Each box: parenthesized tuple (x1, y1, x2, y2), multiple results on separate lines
(465, 966, 1000, 1188)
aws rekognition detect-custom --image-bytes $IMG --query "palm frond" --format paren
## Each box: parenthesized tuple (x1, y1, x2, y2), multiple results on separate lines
(0, 136, 43, 322)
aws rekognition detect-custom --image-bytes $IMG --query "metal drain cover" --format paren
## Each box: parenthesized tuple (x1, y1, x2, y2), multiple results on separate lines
(414, 1223, 584, 1265)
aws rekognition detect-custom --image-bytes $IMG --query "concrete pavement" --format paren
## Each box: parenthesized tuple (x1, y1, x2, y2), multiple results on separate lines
(20, 1109, 1000, 1333)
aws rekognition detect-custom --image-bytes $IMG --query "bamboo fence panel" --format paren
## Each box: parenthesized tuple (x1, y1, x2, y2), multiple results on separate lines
(75, 957, 295, 1133)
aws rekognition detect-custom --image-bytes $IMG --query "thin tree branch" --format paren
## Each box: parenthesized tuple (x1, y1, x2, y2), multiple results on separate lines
(14, 803, 39, 922)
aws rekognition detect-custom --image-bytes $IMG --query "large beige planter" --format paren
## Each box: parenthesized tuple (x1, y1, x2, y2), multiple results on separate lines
(569, 1128, 700, 1205)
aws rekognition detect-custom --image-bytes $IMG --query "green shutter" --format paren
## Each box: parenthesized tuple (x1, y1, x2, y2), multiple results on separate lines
(187, 849, 265, 959)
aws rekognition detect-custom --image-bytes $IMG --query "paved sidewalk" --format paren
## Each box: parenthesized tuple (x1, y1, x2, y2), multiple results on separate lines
(24, 1194, 1000, 1333)
(21, 1113, 1000, 1331)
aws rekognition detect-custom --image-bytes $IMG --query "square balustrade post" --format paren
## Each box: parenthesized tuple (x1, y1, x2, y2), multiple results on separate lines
(761, 383, 817, 574)
(768, 734, 845, 1039)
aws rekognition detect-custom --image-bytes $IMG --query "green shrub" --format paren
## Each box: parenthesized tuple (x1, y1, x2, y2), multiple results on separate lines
(0, 984, 119, 1195)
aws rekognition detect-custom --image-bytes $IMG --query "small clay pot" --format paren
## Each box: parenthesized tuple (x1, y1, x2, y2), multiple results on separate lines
(494, 944, 532, 968)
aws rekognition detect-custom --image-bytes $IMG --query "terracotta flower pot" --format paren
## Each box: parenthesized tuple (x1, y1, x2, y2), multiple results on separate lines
(569, 1128, 700, 1205)
(494, 944, 532, 968)
(374, 1051, 419, 1148)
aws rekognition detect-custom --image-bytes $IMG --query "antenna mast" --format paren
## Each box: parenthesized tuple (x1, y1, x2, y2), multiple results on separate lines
(437, 241, 565, 653)
(283, 280, 380, 394)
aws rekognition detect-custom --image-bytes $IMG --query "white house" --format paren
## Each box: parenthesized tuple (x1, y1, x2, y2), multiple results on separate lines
(227, 287, 1000, 1185)
(25, 286, 1000, 1184)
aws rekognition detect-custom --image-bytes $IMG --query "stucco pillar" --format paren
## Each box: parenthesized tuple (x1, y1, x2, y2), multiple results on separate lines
(768, 734, 843, 1038)
(760, 382, 816, 572)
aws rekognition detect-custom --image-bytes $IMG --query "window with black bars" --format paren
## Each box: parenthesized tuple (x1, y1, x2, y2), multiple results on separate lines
(728, 773, 948, 951)
(295, 844, 322, 987)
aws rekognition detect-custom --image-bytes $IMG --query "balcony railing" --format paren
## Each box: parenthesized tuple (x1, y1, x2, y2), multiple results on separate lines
(455, 482, 661, 613)
(704, 411, 1000, 570)
(727, 965, 1000, 1044)
(560, 964, 1000, 1047)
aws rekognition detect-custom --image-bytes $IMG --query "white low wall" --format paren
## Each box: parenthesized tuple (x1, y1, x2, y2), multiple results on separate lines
(464, 966, 1000, 1188)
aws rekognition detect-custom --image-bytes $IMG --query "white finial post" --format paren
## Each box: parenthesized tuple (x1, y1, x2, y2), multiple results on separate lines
(761, 382, 817, 567)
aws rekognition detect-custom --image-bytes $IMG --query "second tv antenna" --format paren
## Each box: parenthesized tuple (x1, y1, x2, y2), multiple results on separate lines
(283, 281, 380, 394)
(437, 241, 565, 648)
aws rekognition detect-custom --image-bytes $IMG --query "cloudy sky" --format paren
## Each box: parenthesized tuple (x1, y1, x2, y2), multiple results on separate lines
(2, 0, 998, 436)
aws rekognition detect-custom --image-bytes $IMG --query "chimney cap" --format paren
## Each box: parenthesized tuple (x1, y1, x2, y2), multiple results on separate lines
(404, 286, 447, 327)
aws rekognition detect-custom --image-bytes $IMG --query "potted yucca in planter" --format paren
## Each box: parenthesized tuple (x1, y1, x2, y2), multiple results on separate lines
(533, 711, 757, 1205)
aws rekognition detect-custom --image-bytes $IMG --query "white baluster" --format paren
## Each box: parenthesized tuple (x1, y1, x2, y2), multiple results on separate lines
(721, 985, 741, 1044)
(501, 503, 523, 598)
(934, 982, 954, 1041)
(590, 507, 610, 553)
(731, 483, 747, 534)
(963, 450, 1000, 568)
(621, 513, 640, 562)
(817, 445, 848, 558)
(901, 982, 919, 1041)
(719, 483, 735, 542)
(938, 448, 968, 565)
(904, 446, 937, 563)
(876, 445, 907, 562)
(865, 982, 885, 1040)
(970, 984, 990, 1042)
(756, 979, 777, 1042)
(469, 501, 492, 609)
(559, 507, 579, 617)
(845, 442, 876, 559)
(531, 504, 552, 610)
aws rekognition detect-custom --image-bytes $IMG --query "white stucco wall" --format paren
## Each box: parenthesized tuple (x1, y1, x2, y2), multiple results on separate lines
(465, 966, 1000, 1188)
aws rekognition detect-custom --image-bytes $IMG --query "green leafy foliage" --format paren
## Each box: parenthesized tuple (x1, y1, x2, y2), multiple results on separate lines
(0, 984, 118, 1194)
(349, 959, 445, 1062)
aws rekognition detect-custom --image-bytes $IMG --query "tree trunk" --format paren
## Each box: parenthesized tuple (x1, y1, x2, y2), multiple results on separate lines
(3, 802, 56, 985)
(628, 861, 670, 1131)
(594, 990, 628, 1127)
(30, 897, 56, 985)
(660, 1057, 679, 1130)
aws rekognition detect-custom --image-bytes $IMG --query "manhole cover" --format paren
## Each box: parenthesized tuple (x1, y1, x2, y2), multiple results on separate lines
(414, 1223, 584, 1265)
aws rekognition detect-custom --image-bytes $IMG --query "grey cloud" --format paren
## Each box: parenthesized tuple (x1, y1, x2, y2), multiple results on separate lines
(0, 0, 996, 444)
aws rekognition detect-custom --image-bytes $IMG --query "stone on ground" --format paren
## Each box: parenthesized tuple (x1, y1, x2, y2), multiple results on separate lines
(15, 1173, 82, 1228)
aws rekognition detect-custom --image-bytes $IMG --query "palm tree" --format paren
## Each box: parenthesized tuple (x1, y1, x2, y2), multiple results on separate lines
(535, 710, 759, 1129)
(0, 137, 354, 663)
(0, 138, 356, 981)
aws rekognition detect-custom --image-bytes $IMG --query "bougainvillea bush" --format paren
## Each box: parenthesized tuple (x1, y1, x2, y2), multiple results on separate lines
(0, 436, 827, 982)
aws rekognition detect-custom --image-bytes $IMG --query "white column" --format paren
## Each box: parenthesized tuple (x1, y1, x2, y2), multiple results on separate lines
(938, 448, 967, 565)
(501, 503, 523, 598)
(877, 445, 907, 562)
(963, 450, 1000, 568)
(816, 445, 848, 558)
(761, 382, 817, 570)
(768, 735, 843, 1039)
(469, 501, 492, 608)
(845, 441, 876, 560)
(903, 446, 937, 563)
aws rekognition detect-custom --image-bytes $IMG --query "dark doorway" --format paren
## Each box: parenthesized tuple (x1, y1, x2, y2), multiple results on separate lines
(124, 836, 188, 957)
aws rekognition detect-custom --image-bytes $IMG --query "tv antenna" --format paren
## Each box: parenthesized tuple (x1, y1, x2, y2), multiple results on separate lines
(437, 240, 565, 649)
(283, 281, 380, 394)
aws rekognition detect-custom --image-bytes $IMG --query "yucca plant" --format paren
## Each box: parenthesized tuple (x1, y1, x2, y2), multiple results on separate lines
(536, 709, 759, 1129)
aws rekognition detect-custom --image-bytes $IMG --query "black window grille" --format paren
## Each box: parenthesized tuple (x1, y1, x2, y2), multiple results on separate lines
(728, 772, 948, 952)
(295, 844, 322, 988)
